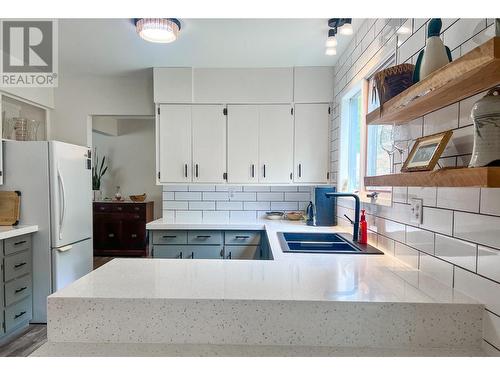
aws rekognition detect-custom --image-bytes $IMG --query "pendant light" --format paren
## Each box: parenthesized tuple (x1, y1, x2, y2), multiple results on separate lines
(339, 21, 353, 35)
(325, 48, 337, 56)
(325, 28, 338, 47)
(135, 18, 181, 43)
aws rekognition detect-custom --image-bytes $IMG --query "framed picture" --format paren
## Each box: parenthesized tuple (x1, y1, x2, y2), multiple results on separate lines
(401, 130, 453, 172)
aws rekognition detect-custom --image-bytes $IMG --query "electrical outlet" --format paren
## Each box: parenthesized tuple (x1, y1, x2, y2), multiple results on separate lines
(410, 198, 423, 225)
(228, 187, 235, 199)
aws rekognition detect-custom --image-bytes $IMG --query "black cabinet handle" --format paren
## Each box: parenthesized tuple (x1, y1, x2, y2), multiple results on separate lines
(235, 236, 250, 239)
(196, 235, 211, 239)
(184, 164, 188, 178)
(15, 287, 27, 294)
(251, 164, 255, 178)
(15, 311, 26, 319)
(162, 235, 177, 238)
(178, 251, 183, 259)
(263, 164, 266, 178)
(228, 252, 232, 259)
(191, 251, 194, 259)
(298, 164, 302, 178)
(14, 240, 27, 246)
(14, 262, 27, 268)
(195, 164, 199, 178)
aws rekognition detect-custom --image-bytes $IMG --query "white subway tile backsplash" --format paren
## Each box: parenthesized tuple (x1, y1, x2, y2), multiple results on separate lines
(202, 192, 229, 201)
(397, 25, 425, 63)
(284, 192, 311, 201)
(175, 192, 202, 201)
(175, 211, 202, 224)
(162, 210, 175, 223)
(392, 187, 407, 203)
(164, 201, 189, 210)
(459, 92, 485, 127)
(419, 253, 454, 288)
(478, 245, 500, 283)
(163, 185, 188, 192)
(188, 184, 216, 192)
(394, 242, 419, 269)
(376, 217, 405, 243)
(188, 201, 215, 210)
(436, 187, 480, 212)
(483, 311, 500, 350)
(443, 18, 487, 51)
(480, 189, 500, 216)
(216, 201, 243, 211)
(441, 126, 473, 159)
(407, 187, 437, 207)
(230, 211, 257, 223)
(377, 234, 395, 255)
(215, 185, 243, 192)
(435, 234, 477, 272)
(257, 192, 284, 201)
(420, 207, 453, 236)
(423, 103, 459, 135)
(406, 226, 435, 254)
(460, 23, 495, 56)
(454, 267, 500, 315)
(413, 19, 428, 31)
(455, 211, 500, 249)
(202, 210, 229, 223)
(162, 192, 174, 200)
(243, 186, 270, 192)
(271, 201, 298, 211)
(243, 201, 270, 211)
(270, 186, 298, 192)
(230, 192, 257, 201)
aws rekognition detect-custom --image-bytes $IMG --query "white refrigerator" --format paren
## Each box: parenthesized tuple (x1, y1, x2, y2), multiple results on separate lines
(1, 140, 93, 323)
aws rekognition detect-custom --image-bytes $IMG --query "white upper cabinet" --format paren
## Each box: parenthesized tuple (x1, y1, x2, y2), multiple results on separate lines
(153, 68, 192, 103)
(259, 105, 294, 183)
(158, 104, 192, 183)
(192, 105, 227, 183)
(193, 68, 293, 103)
(294, 103, 331, 184)
(227, 105, 259, 184)
(293, 67, 334, 103)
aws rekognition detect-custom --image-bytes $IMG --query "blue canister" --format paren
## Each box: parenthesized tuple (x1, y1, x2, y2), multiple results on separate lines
(314, 186, 337, 226)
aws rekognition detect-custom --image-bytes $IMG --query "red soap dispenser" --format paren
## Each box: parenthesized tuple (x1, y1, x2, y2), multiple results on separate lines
(358, 209, 368, 245)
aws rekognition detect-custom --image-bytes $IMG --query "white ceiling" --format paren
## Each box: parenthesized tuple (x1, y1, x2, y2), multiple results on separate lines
(58, 18, 364, 76)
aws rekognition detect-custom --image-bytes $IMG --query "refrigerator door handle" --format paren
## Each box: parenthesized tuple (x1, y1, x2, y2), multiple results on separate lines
(56, 245, 72, 252)
(57, 165, 67, 240)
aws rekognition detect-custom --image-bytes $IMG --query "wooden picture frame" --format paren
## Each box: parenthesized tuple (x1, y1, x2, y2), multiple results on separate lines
(401, 130, 453, 172)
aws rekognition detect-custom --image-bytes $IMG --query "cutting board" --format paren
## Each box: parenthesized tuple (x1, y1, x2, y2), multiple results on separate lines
(0, 191, 21, 226)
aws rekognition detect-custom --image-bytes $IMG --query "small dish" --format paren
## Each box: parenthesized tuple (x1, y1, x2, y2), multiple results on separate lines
(285, 211, 304, 221)
(265, 211, 285, 220)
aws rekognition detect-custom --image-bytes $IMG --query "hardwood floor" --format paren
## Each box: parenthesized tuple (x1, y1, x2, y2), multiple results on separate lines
(93, 256, 115, 269)
(0, 324, 47, 357)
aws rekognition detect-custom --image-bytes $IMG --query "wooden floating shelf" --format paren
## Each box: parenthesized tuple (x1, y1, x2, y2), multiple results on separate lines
(367, 37, 500, 125)
(364, 167, 500, 188)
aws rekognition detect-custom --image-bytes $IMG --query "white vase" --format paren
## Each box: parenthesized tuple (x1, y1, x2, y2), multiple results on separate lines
(469, 87, 500, 168)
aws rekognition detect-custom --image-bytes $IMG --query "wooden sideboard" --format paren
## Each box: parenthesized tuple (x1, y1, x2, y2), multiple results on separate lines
(93, 201, 154, 257)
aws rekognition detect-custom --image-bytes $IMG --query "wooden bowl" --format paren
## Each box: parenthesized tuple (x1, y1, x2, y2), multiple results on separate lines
(285, 211, 304, 221)
(129, 193, 147, 202)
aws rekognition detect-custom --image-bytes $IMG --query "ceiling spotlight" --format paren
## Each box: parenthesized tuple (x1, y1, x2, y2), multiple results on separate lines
(325, 28, 338, 47)
(325, 48, 337, 56)
(135, 18, 181, 43)
(328, 18, 353, 36)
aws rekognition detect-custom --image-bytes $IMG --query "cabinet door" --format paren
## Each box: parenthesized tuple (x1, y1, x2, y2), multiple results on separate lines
(225, 245, 260, 260)
(192, 105, 226, 183)
(121, 220, 146, 249)
(93, 214, 121, 250)
(227, 105, 259, 183)
(158, 104, 192, 183)
(294, 103, 330, 184)
(259, 105, 294, 183)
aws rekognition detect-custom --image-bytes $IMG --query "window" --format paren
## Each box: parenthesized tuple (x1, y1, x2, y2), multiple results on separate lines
(338, 56, 395, 206)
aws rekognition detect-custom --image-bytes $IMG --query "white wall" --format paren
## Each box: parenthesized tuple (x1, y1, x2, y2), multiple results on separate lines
(331, 18, 499, 354)
(92, 118, 161, 219)
(51, 70, 154, 147)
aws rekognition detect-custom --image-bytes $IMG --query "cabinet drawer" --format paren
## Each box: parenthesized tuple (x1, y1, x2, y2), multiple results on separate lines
(94, 203, 111, 212)
(152, 231, 187, 245)
(123, 204, 146, 215)
(187, 231, 222, 245)
(225, 245, 260, 260)
(153, 245, 223, 259)
(4, 251, 31, 282)
(5, 297, 32, 332)
(225, 231, 261, 245)
(5, 274, 32, 306)
(4, 235, 32, 255)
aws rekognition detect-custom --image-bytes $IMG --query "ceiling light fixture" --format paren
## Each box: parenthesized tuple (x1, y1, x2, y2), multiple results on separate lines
(325, 48, 337, 56)
(325, 28, 338, 47)
(328, 18, 353, 36)
(135, 18, 181, 43)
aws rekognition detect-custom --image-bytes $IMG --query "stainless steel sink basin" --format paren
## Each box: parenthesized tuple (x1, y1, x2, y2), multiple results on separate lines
(278, 232, 384, 255)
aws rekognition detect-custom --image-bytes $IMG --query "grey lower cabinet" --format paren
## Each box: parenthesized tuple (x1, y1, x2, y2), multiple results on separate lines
(151, 230, 271, 260)
(1, 234, 33, 340)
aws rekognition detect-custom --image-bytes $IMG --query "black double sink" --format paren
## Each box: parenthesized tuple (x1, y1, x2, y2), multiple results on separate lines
(278, 232, 384, 255)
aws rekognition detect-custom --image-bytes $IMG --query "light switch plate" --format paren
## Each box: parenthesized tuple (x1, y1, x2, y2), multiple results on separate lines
(409, 198, 423, 225)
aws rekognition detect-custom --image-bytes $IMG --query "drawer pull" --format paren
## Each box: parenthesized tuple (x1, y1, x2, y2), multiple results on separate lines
(14, 262, 27, 268)
(235, 236, 250, 239)
(108, 233, 115, 238)
(131, 234, 138, 238)
(162, 235, 177, 238)
(228, 251, 232, 259)
(117, 207, 123, 211)
(191, 251, 194, 259)
(15, 286, 28, 294)
(99, 207, 105, 210)
(196, 235, 211, 239)
(134, 207, 140, 211)
(14, 240, 27, 246)
(15, 311, 27, 319)
(178, 251, 183, 259)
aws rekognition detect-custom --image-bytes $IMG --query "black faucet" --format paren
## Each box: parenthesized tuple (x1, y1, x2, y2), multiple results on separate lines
(325, 192, 360, 243)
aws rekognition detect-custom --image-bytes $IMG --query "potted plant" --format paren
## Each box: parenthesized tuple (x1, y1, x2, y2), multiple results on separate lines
(92, 148, 108, 201)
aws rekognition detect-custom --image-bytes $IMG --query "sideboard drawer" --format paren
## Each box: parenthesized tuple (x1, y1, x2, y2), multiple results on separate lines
(94, 203, 111, 212)
(123, 204, 146, 215)
(187, 231, 222, 245)
(4, 235, 32, 256)
(5, 297, 32, 333)
(225, 231, 261, 246)
(4, 251, 31, 282)
(152, 231, 188, 245)
(5, 274, 32, 306)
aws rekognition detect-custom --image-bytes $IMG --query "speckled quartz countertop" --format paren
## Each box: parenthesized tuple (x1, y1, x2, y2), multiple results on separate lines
(0, 224, 38, 240)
